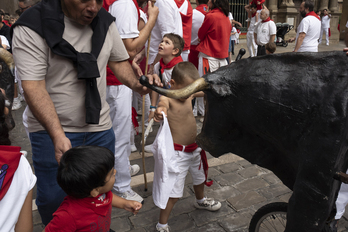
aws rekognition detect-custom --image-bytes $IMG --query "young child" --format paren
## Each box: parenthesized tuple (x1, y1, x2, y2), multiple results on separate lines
(145, 33, 184, 152)
(229, 23, 237, 63)
(43, 146, 142, 232)
(153, 62, 221, 232)
(265, 41, 276, 54)
(0, 88, 36, 232)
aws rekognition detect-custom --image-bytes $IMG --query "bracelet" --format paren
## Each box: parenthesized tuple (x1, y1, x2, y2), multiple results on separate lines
(150, 105, 157, 109)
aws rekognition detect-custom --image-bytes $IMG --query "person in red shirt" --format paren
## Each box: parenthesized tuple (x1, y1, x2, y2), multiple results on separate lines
(43, 146, 142, 232)
(196, 0, 231, 77)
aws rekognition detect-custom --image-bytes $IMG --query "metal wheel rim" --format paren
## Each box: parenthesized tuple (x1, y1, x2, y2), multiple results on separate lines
(254, 211, 287, 232)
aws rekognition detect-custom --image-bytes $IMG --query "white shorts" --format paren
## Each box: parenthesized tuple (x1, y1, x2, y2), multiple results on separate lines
(169, 147, 206, 198)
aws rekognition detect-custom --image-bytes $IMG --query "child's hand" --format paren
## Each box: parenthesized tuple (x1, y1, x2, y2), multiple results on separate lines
(154, 107, 167, 122)
(132, 61, 143, 77)
(124, 200, 142, 215)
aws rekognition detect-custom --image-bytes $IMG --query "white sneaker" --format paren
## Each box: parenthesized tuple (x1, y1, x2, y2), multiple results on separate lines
(18, 93, 25, 102)
(117, 189, 144, 204)
(129, 164, 140, 176)
(144, 144, 153, 153)
(194, 197, 221, 211)
(131, 144, 137, 152)
(11, 99, 22, 111)
(156, 224, 170, 232)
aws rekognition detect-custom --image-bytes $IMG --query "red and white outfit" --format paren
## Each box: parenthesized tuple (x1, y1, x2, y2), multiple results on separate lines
(319, 14, 331, 45)
(148, 0, 182, 65)
(196, 8, 231, 76)
(295, 11, 321, 52)
(0, 146, 36, 232)
(154, 56, 183, 89)
(175, 0, 193, 61)
(247, 12, 258, 57)
(45, 191, 113, 231)
(254, 18, 276, 46)
(103, 0, 139, 194)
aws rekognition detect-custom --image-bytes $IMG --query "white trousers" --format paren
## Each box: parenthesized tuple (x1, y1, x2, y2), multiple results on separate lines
(335, 169, 348, 219)
(247, 31, 257, 57)
(193, 97, 205, 116)
(106, 85, 132, 193)
(319, 27, 329, 45)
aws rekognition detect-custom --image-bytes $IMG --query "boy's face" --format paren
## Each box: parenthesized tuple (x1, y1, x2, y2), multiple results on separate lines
(251, 7, 257, 14)
(158, 36, 178, 57)
(97, 168, 116, 194)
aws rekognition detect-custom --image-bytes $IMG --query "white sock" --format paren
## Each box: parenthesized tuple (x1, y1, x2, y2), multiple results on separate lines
(157, 222, 168, 228)
(196, 197, 206, 203)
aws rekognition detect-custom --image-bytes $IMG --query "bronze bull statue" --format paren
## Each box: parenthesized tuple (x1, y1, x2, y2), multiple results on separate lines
(0, 47, 15, 129)
(140, 51, 348, 232)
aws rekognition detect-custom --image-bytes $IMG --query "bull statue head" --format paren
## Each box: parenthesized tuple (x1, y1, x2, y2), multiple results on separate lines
(140, 50, 348, 232)
(0, 47, 16, 129)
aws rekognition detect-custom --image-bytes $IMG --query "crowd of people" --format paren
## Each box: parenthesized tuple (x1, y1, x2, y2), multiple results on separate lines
(0, 0, 347, 231)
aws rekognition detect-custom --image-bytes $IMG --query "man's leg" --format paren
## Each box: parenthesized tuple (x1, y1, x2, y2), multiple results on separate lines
(30, 131, 85, 225)
(319, 27, 324, 44)
(325, 28, 329, 45)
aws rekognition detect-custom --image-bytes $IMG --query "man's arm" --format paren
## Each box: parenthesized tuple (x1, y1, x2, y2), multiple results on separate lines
(122, 1, 159, 59)
(108, 59, 162, 94)
(254, 32, 258, 45)
(294, 32, 306, 52)
(22, 80, 71, 163)
(269, 34, 275, 43)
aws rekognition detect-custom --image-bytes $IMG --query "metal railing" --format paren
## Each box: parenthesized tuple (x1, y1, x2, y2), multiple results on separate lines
(230, 0, 250, 33)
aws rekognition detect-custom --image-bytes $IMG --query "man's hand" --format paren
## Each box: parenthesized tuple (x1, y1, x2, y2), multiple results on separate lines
(154, 107, 167, 122)
(147, 0, 159, 20)
(53, 135, 72, 164)
(288, 37, 296, 43)
(134, 73, 163, 95)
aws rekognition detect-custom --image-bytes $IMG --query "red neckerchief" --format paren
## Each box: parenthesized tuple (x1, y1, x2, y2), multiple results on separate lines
(76, 191, 112, 216)
(252, 12, 257, 18)
(174, 143, 213, 187)
(0, 146, 22, 201)
(195, 4, 208, 15)
(132, 107, 139, 135)
(103, 0, 140, 22)
(306, 11, 320, 20)
(262, 17, 271, 23)
(159, 56, 183, 74)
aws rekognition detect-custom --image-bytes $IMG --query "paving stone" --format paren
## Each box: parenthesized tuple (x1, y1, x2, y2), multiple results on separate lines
(167, 214, 196, 232)
(261, 173, 282, 185)
(112, 206, 134, 218)
(234, 178, 269, 192)
(258, 183, 291, 199)
(110, 217, 131, 232)
(172, 196, 196, 216)
(33, 223, 44, 232)
(188, 222, 226, 232)
(219, 212, 251, 231)
(217, 162, 241, 174)
(278, 192, 292, 203)
(214, 173, 244, 186)
(205, 185, 241, 202)
(227, 191, 267, 211)
(127, 228, 146, 232)
(236, 159, 253, 168)
(130, 208, 159, 228)
(33, 210, 43, 225)
(190, 202, 234, 226)
(207, 167, 222, 177)
(238, 166, 265, 179)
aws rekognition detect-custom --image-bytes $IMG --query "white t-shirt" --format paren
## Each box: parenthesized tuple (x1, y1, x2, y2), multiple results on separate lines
(140, 9, 147, 24)
(296, 15, 321, 52)
(0, 35, 10, 50)
(321, 14, 331, 29)
(154, 62, 174, 89)
(255, 20, 276, 45)
(148, 0, 182, 64)
(228, 12, 233, 21)
(230, 27, 237, 40)
(248, 15, 257, 33)
(191, 9, 205, 45)
(109, 0, 139, 39)
(0, 156, 36, 232)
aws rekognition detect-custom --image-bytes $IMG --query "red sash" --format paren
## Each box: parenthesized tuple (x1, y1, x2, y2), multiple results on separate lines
(174, 0, 193, 51)
(174, 143, 213, 187)
(305, 11, 320, 20)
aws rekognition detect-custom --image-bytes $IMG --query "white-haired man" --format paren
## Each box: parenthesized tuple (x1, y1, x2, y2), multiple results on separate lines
(254, 8, 276, 56)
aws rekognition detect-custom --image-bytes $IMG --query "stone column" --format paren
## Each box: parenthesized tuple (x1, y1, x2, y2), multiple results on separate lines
(329, 0, 338, 12)
(319, 0, 329, 10)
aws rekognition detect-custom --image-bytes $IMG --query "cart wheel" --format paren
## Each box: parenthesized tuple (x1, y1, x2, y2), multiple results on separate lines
(282, 42, 288, 47)
(249, 202, 288, 232)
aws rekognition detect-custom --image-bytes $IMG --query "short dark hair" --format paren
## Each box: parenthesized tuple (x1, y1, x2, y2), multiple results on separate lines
(303, 1, 314, 12)
(265, 42, 276, 54)
(197, 0, 209, 5)
(210, 0, 230, 16)
(57, 146, 115, 199)
(163, 33, 185, 57)
(250, 3, 257, 9)
(172, 62, 200, 85)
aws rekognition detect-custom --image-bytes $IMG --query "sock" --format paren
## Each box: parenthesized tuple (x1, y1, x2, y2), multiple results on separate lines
(196, 197, 206, 203)
(157, 222, 168, 228)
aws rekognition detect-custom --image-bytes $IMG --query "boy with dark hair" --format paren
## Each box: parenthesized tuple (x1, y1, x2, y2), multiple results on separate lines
(43, 146, 142, 232)
(265, 41, 276, 54)
(153, 62, 221, 232)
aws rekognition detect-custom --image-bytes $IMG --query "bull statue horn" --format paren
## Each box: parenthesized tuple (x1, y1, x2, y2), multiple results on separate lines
(140, 75, 210, 99)
(0, 47, 15, 76)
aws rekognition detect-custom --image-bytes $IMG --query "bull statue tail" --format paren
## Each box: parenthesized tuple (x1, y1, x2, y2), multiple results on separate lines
(140, 76, 210, 99)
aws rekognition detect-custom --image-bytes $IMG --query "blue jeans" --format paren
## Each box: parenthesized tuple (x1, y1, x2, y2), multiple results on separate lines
(30, 128, 115, 225)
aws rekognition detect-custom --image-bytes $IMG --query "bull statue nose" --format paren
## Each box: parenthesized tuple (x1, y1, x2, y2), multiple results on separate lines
(140, 75, 210, 99)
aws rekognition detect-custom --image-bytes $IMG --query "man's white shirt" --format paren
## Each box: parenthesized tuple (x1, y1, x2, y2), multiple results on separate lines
(296, 15, 321, 52)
